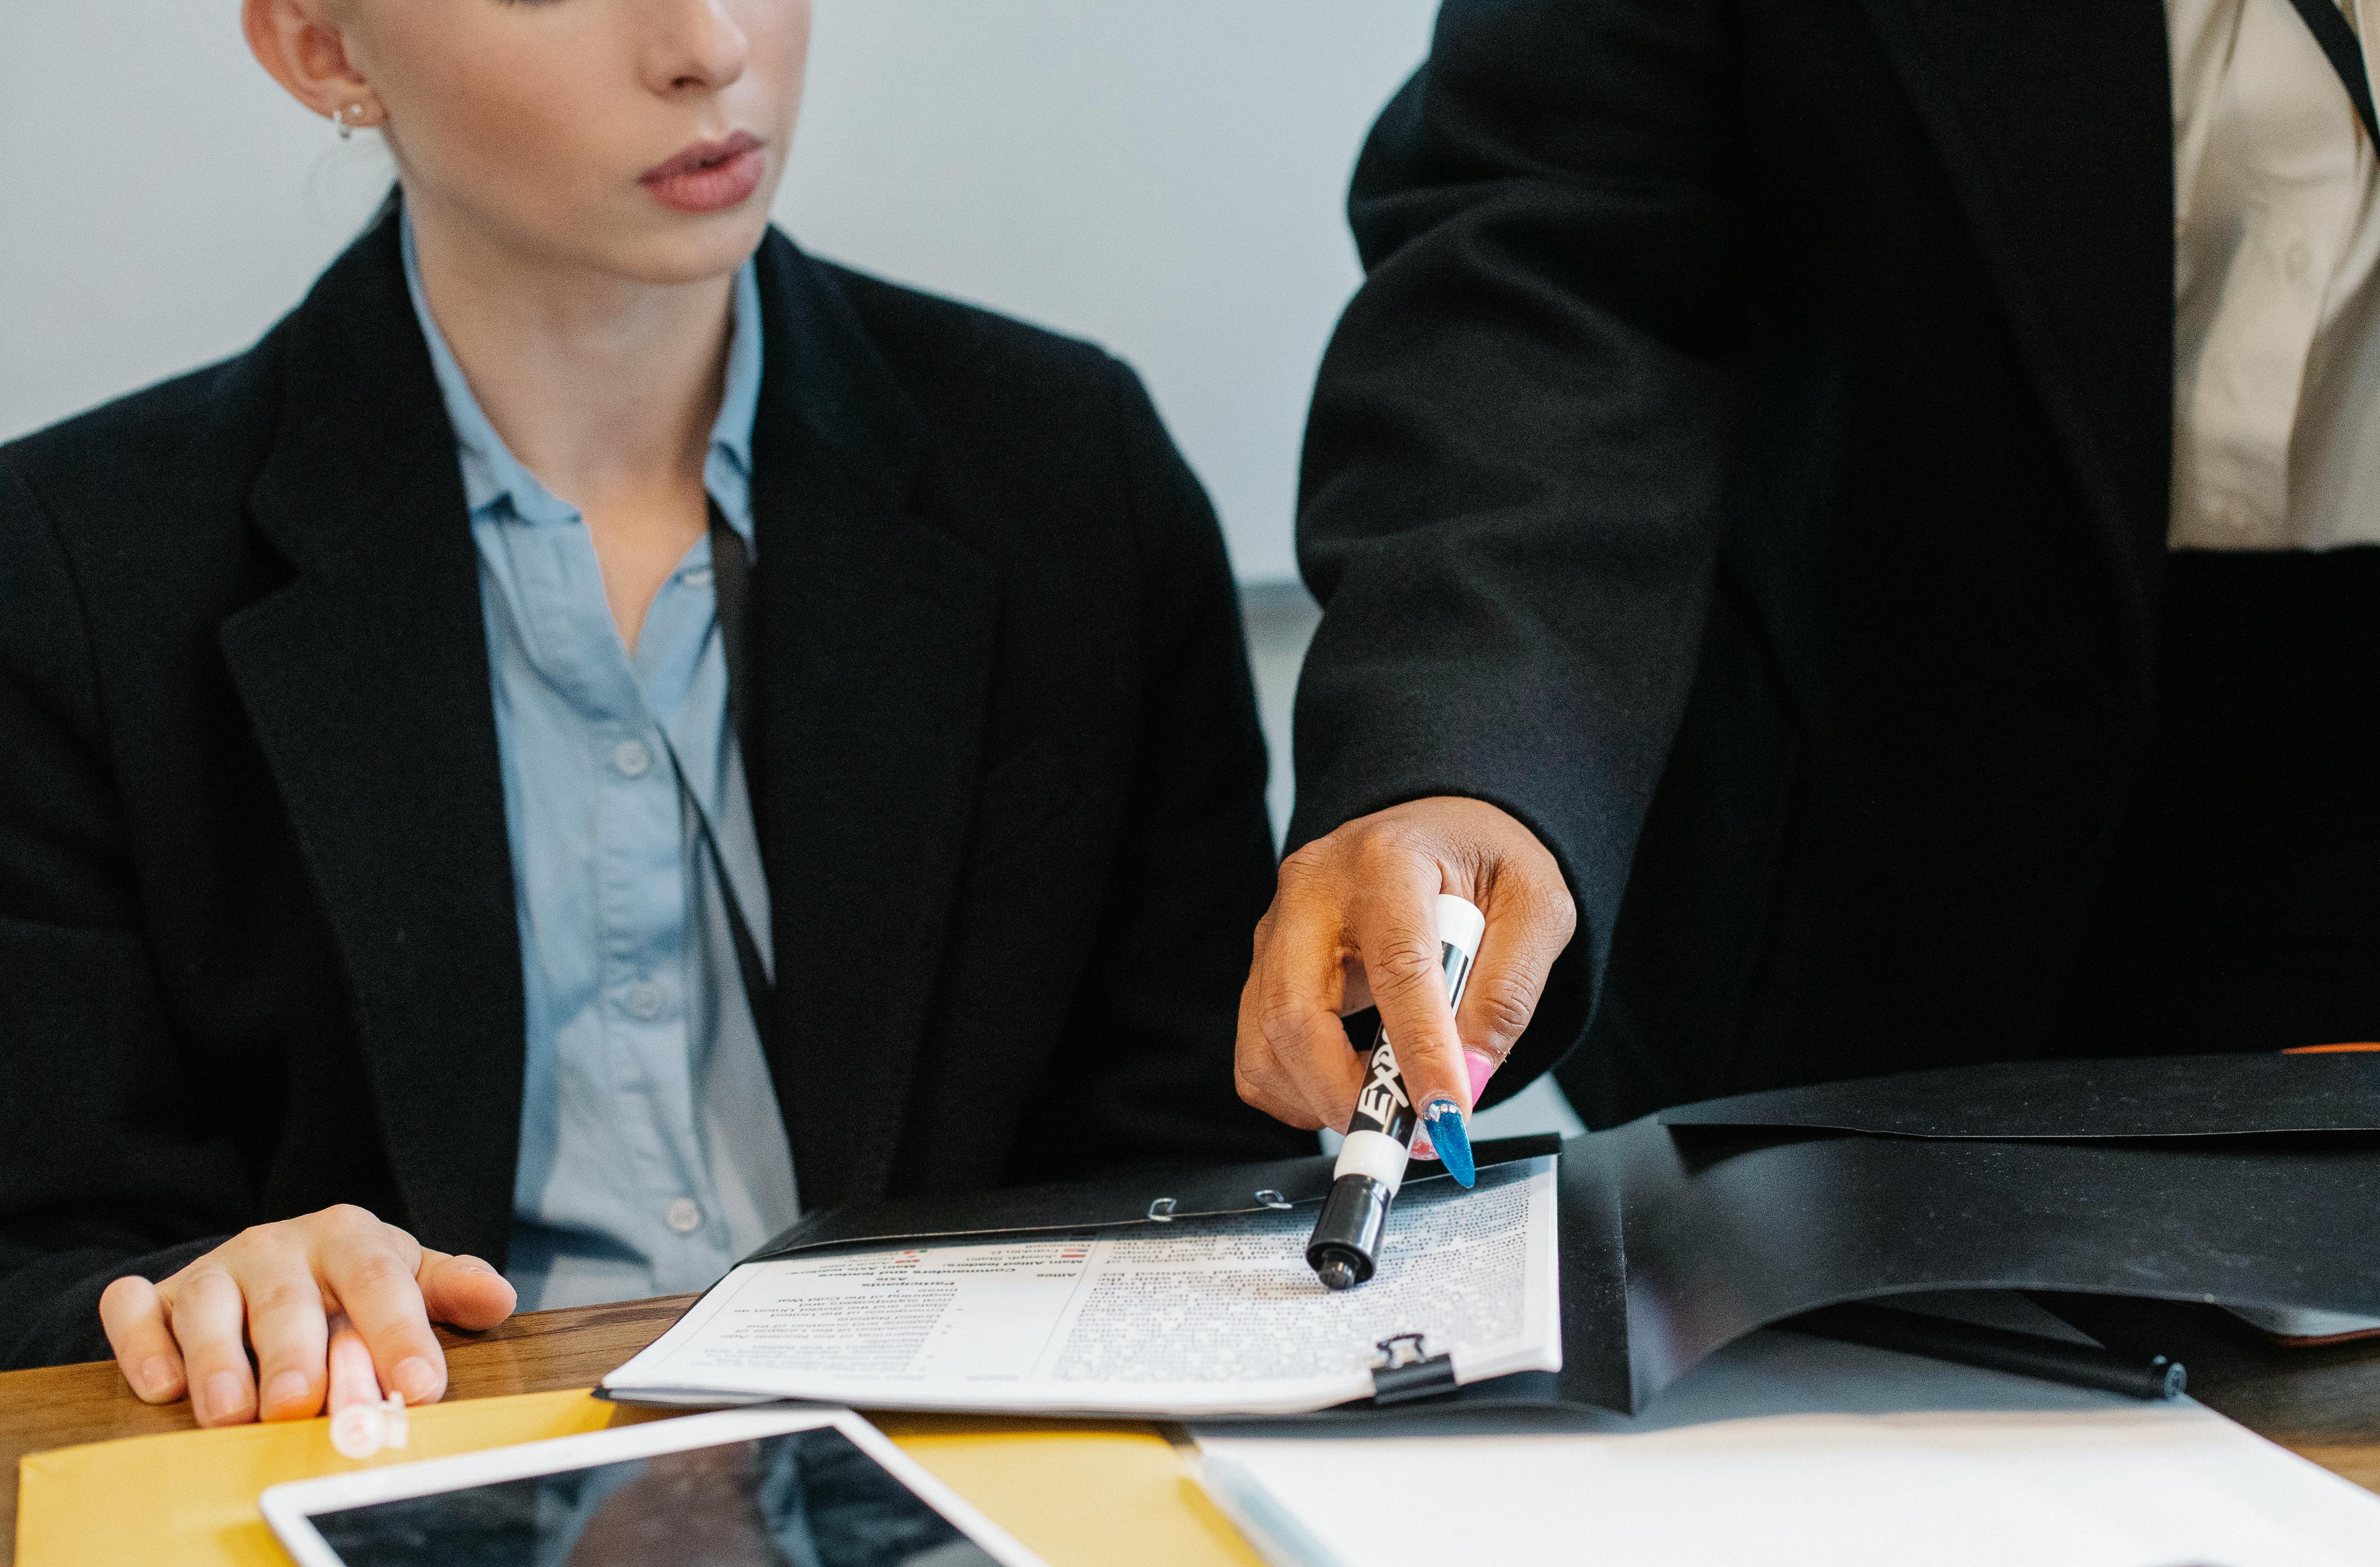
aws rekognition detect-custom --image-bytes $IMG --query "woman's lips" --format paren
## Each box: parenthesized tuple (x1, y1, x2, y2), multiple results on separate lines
(640, 132, 766, 214)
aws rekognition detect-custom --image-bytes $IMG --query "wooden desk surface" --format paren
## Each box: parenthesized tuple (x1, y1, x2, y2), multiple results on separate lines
(6, 1293, 2378, 1565)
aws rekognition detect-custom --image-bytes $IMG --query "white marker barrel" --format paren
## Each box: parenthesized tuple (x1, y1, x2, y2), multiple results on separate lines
(1306, 894, 1485, 1290)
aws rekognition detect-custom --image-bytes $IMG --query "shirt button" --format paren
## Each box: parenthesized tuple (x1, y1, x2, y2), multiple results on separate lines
(613, 738, 652, 778)
(666, 1198, 703, 1234)
(2285, 240, 2313, 282)
(681, 566, 715, 587)
(624, 980, 664, 1020)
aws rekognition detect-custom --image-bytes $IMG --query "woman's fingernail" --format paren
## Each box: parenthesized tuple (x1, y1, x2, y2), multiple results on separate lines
(1464, 1049, 1497, 1102)
(264, 1370, 312, 1414)
(1422, 1097, 1476, 1187)
(392, 1356, 438, 1405)
(136, 1355, 177, 1401)
(204, 1371, 250, 1424)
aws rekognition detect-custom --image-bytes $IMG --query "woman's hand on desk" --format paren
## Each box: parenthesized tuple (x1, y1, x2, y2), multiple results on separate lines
(1237, 796, 1575, 1134)
(96, 1205, 516, 1427)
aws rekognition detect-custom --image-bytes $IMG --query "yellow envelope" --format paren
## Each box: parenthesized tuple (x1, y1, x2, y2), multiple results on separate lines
(16, 1390, 1262, 1567)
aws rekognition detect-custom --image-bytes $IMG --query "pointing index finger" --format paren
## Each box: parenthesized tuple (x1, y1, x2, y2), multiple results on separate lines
(1350, 877, 1471, 1129)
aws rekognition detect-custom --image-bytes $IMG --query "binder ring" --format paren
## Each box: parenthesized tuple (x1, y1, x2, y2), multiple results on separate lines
(1253, 1189, 1292, 1209)
(1147, 1197, 1177, 1222)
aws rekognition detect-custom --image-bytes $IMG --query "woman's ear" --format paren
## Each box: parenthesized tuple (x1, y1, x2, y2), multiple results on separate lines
(242, 0, 378, 130)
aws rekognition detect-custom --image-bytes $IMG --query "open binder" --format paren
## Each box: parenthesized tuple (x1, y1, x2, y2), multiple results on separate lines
(604, 1053, 2380, 1417)
(602, 1154, 1563, 1415)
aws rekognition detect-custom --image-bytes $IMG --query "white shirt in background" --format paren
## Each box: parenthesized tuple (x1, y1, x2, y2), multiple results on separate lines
(2169, 0, 2380, 548)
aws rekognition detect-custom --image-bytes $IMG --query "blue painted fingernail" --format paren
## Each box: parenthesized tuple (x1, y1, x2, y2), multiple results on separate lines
(1423, 1098, 1475, 1187)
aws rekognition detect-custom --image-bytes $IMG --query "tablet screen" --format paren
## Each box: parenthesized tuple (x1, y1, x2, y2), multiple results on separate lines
(305, 1424, 998, 1567)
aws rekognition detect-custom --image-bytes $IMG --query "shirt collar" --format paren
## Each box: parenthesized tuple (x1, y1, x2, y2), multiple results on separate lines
(706, 262, 762, 549)
(400, 210, 763, 547)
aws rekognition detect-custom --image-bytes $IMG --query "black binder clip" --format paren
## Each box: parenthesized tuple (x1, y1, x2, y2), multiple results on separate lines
(1369, 1332, 1458, 1406)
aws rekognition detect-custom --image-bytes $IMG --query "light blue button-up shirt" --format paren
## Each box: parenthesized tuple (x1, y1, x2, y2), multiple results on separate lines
(402, 218, 799, 1311)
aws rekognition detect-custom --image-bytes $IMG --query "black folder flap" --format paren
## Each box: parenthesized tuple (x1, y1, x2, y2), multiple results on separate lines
(1272, 1114, 2380, 1421)
(1594, 1116, 2380, 1412)
(1659, 1053, 2380, 1140)
(748, 1135, 1565, 1260)
(748, 1152, 1339, 1259)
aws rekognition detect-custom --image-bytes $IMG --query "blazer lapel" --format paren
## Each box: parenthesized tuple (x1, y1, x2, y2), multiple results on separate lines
(1850, 0, 2174, 670)
(220, 219, 525, 1265)
(745, 234, 1001, 1214)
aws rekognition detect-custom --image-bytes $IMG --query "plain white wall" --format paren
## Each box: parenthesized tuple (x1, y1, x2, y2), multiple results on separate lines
(0, 0, 1441, 584)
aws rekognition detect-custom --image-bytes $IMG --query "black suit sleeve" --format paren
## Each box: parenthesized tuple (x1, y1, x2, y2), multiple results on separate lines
(1008, 361, 1311, 1178)
(1288, 0, 1749, 1095)
(0, 457, 246, 1369)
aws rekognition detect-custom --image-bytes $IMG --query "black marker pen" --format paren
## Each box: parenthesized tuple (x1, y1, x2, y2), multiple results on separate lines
(1304, 894, 1485, 1291)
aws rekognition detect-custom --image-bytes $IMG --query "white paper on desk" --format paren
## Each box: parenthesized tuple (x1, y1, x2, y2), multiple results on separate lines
(1195, 1302, 2380, 1567)
(603, 1158, 1560, 1417)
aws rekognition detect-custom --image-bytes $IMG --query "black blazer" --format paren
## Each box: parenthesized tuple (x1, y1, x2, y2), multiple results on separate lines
(0, 216, 1303, 1369)
(1292, 0, 2184, 1125)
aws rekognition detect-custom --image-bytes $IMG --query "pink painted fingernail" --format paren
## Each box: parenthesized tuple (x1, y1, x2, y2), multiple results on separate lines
(393, 1356, 438, 1405)
(1465, 1049, 1497, 1101)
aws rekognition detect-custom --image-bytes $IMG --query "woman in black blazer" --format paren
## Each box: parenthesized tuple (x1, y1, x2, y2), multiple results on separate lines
(0, 0, 1301, 1415)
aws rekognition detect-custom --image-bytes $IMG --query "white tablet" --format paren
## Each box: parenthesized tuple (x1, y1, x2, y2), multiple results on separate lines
(260, 1404, 1048, 1567)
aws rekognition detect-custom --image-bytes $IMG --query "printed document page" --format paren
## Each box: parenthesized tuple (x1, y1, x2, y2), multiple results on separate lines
(604, 1158, 1560, 1417)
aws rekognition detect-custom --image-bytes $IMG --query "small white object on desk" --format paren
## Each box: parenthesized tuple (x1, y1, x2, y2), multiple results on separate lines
(325, 1314, 408, 1461)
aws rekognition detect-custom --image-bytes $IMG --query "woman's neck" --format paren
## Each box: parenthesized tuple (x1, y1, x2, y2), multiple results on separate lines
(405, 196, 734, 513)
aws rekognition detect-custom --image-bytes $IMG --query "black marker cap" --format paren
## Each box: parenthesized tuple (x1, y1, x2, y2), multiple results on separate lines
(1306, 1173, 1392, 1290)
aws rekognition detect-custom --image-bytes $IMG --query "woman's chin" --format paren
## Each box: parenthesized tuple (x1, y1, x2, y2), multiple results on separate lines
(590, 208, 778, 287)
